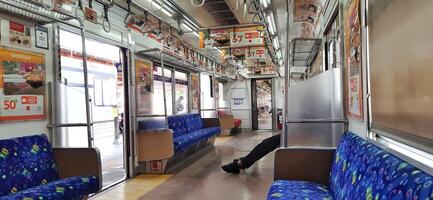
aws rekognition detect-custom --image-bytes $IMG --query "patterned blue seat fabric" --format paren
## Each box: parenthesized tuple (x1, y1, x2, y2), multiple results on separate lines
(0, 135, 99, 199)
(267, 132, 433, 200)
(168, 114, 220, 152)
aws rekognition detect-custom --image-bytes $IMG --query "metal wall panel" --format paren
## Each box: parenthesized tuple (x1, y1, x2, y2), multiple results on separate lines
(286, 68, 345, 147)
(368, 0, 433, 148)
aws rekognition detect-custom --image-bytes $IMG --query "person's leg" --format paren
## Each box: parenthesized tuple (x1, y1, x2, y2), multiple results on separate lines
(222, 133, 281, 173)
(239, 134, 280, 168)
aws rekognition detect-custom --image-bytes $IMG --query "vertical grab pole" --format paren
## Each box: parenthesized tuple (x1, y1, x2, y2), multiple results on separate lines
(80, 25, 93, 148)
(282, 1, 291, 148)
(213, 69, 217, 117)
(161, 51, 168, 128)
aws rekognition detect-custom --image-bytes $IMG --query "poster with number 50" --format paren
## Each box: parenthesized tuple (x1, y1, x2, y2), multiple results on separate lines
(0, 47, 46, 121)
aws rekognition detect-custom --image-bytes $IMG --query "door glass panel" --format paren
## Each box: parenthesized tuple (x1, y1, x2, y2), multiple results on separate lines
(59, 30, 87, 125)
(59, 29, 126, 188)
(256, 79, 272, 130)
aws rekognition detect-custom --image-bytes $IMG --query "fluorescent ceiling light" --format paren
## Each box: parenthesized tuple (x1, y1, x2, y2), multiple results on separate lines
(260, 0, 268, 8)
(146, 0, 173, 17)
(266, 15, 275, 35)
(182, 23, 193, 32)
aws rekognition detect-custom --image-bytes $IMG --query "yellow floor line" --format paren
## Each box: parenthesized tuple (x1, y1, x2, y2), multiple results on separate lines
(94, 137, 232, 200)
(92, 174, 172, 200)
(215, 135, 233, 145)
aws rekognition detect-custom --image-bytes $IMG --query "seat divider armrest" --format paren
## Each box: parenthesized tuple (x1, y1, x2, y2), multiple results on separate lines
(274, 147, 336, 186)
(53, 148, 102, 190)
(202, 118, 220, 128)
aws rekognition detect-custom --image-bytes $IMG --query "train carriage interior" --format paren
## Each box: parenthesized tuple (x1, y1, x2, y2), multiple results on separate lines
(0, 0, 432, 199)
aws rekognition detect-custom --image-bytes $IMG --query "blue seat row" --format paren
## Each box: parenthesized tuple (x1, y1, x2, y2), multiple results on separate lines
(0, 135, 99, 199)
(168, 114, 220, 152)
(267, 132, 433, 200)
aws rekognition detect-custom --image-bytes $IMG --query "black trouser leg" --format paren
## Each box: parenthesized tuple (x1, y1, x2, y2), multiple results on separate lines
(240, 134, 281, 169)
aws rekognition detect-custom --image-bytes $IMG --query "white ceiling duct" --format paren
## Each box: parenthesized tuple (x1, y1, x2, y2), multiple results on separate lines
(191, 0, 205, 7)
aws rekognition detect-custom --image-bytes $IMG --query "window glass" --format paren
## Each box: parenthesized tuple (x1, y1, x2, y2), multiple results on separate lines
(152, 67, 173, 115)
(218, 82, 227, 108)
(175, 71, 189, 114)
(200, 73, 215, 117)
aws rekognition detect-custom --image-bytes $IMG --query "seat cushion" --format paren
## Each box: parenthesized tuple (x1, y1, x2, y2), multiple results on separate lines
(267, 180, 333, 200)
(0, 176, 99, 200)
(167, 115, 188, 137)
(184, 113, 204, 133)
(173, 134, 197, 153)
(0, 135, 59, 196)
(173, 127, 220, 153)
(330, 132, 433, 200)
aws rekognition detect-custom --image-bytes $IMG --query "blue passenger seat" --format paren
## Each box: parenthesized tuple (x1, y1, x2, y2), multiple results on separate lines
(267, 132, 433, 200)
(168, 113, 220, 152)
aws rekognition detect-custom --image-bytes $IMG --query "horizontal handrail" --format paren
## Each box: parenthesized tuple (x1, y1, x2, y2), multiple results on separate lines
(285, 119, 347, 124)
(136, 114, 166, 118)
(201, 109, 217, 111)
(48, 123, 89, 128)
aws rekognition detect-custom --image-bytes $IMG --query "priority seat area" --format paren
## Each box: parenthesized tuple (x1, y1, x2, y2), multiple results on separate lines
(137, 113, 221, 173)
(0, 135, 101, 199)
(267, 132, 433, 199)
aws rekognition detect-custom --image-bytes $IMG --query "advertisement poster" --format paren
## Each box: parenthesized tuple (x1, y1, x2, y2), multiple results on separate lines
(344, 0, 363, 120)
(135, 59, 153, 115)
(191, 73, 200, 110)
(9, 21, 31, 48)
(0, 47, 46, 121)
(84, 7, 98, 24)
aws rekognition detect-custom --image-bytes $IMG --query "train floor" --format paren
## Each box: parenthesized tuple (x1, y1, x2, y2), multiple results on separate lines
(93, 130, 278, 200)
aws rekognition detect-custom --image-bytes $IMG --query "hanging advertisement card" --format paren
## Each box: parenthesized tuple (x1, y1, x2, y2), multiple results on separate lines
(246, 47, 266, 60)
(0, 47, 46, 121)
(135, 59, 153, 115)
(344, 0, 363, 121)
(200, 29, 231, 48)
(231, 30, 264, 47)
(35, 26, 49, 50)
(231, 48, 246, 60)
(9, 21, 31, 48)
(126, 15, 146, 33)
(52, 0, 77, 14)
(191, 73, 200, 110)
(143, 15, 163, 49)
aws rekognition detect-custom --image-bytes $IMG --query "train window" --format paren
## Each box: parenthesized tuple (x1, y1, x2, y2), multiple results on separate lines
(153, 67, 173, 115)
(368, 0, 433, 155)
(175, 71, 189, 114)
(200, 73, 215, 117)
(325, 14, 341, 70)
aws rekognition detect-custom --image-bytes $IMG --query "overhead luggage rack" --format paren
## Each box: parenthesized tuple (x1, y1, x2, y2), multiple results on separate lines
(289, 38, 322, 68)
(0, 0, 78, 25)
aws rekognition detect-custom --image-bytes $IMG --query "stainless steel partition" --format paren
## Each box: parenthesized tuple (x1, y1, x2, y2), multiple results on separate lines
(284, 68, 346, 147)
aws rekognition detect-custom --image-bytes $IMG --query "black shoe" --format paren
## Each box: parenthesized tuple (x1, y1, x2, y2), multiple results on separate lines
(221, 159, 241, 174)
